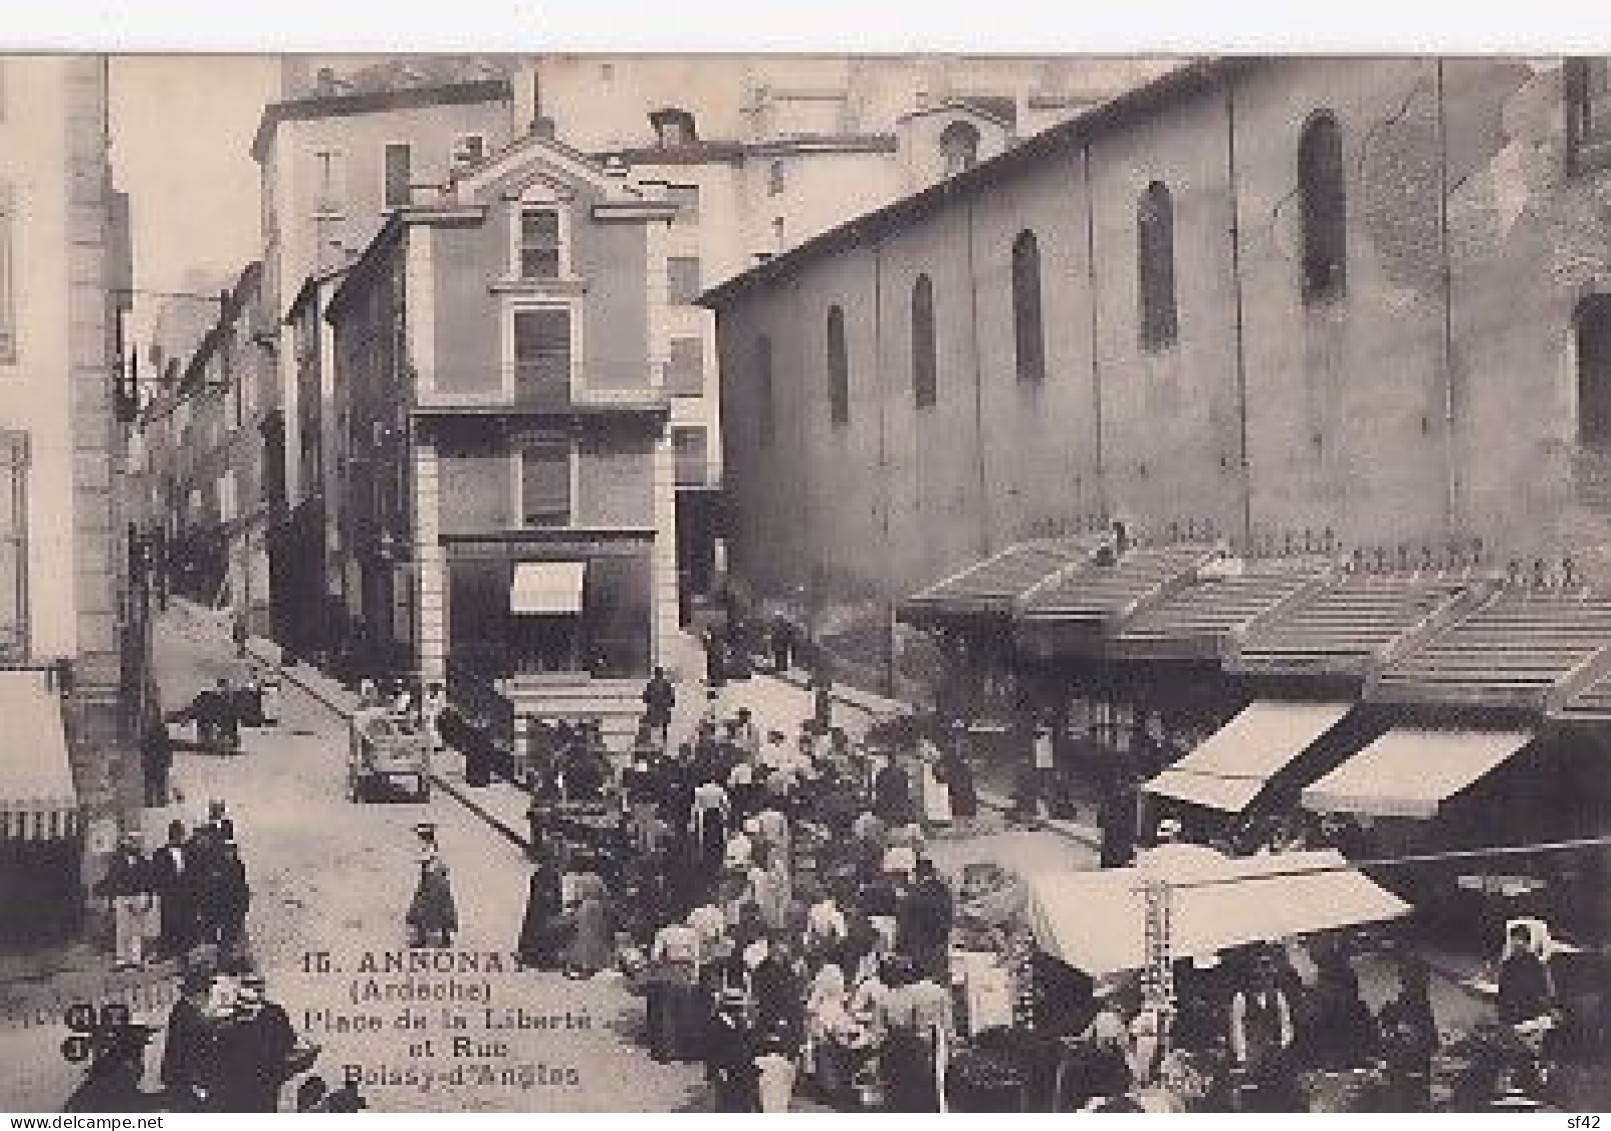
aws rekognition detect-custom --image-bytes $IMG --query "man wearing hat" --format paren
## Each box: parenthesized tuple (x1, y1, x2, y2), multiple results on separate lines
(216, 971, 298, 1111)
(97, 832, 153, 969)
(161, 958, 219, 1110)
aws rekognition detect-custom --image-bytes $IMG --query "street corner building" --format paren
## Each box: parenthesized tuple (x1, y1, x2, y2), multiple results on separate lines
(0, 57, 138, 939)
(323, 125, 682, 758)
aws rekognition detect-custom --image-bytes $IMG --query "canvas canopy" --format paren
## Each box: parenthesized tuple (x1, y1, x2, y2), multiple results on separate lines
(1301, 727, 1534, 819)
(1021, 844, 1410, 977)
(0, 670, 79, 840)
(1144, 699, 1352, 813)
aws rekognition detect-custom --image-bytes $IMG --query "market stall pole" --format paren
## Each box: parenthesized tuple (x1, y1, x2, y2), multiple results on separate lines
(1139, 878, 1179, 1080)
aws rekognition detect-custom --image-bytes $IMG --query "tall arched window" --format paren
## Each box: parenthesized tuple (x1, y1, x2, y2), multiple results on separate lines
(1137, 180, 1178, 350)
(912, 274, 937, 409)
(1299, 111, 1347, 302)
(827, 305, 849, 426)
(1011, 230, 1045, 384)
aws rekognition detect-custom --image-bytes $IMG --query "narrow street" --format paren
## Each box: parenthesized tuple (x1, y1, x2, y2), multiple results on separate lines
(125, 609, 705, 1112)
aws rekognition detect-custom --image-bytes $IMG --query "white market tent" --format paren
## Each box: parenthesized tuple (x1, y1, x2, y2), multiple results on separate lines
(1021, 844, 1411, 978)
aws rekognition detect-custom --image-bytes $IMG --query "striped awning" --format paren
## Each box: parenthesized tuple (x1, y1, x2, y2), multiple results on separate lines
(0, 670, 80, 840)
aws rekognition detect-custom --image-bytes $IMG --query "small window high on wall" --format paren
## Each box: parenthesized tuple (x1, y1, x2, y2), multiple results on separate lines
(912, 273, 937, 408)
(1299, 112, 1347, 303)
(827, 305, 850, 426)
(939, 120, 981, 175)
(1577, 294, 1611, 444)
(1011, 230, 1045, 383)
(1137, 181, 1178, 350)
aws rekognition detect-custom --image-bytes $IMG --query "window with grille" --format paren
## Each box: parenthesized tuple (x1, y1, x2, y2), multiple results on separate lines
(912, 273, 937, 408)
(666, 336, 705, 396)
(0, 431, 25, 658)
(383, 142, 412, 209)
(1011, 230, 1045, 383)
(758, 335, 775, 448)
(521, 437, 572, 527)
(667, 256, 703, 305)
(1137, 181, 1178, 350)
(827, 305, 850, 426)
(512, 307, 572, 395)
(1299, 112, 1347, 303)
(519, 207, 563, 279)
(672, 426, 708, 486)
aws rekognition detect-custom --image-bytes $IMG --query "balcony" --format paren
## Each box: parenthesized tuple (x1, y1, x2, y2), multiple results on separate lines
(412, 365, 672, 421)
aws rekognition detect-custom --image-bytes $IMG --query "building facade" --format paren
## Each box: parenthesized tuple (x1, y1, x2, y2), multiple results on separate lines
(707, 57, 1611, 679)
(525, 54, 1170, 600)
(138, 264, 281, 635)
(0, 57, 134, 938)
(253, 72, 520, 650)
(326, 128, 678, 751)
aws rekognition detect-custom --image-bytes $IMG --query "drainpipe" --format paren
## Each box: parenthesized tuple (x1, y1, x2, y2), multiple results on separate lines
(1083, 145, 1107, 520)
(1436, 60, 1459, 537)
(873, 242, 897, 698)
(1227, 71, 1254, 552)
(964, 198, 992, 558)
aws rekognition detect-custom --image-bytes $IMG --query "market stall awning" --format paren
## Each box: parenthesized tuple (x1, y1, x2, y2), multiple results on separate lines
(897, 537, 1100, 626)
(0, 670, 80, 840)
(1022, 845, 1410, 977)
(1300, 727, 1534, 819)
(1144, 699, 1352, 813)
(511, 561, 586, 614)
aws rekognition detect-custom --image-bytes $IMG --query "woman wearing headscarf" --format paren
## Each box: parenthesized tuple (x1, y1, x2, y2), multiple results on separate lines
(563, 870, 613, 978)
(804, 961, 856, 1101)
(647, 913, 705, 1063)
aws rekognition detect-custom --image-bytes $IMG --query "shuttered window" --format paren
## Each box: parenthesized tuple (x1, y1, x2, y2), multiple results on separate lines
(1011, 230, 1045, 383)
(912, 273, 937, 408)
(1299, 112, 1347, 303)
(1137, 181, 1178, 350)
(521, 438, 572, 527)
(0, 184, 15, 362)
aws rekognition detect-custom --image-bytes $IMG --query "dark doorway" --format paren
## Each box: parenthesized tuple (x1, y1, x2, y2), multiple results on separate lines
(1578, 294, 1611, 444)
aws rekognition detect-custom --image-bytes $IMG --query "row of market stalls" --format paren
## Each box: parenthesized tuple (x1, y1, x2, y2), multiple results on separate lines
(898, 535, 1611, 948)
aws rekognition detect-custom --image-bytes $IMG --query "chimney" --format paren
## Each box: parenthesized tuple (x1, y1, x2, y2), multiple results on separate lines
(529, 66, 555, 138)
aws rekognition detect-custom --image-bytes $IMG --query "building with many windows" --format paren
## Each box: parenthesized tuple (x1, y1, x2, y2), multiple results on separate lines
(705, 57, 1611, 687)
(252, 68, 520, 652)
(326, 126, 678, 753)
(0, 57, 133, 939)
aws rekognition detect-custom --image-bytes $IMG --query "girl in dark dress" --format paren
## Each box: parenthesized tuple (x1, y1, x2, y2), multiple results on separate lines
(406, 825, 458, 947)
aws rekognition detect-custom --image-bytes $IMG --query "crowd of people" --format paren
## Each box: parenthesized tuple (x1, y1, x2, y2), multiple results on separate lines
(509, 668, 986, 1112)
(93, 800, 252, 971)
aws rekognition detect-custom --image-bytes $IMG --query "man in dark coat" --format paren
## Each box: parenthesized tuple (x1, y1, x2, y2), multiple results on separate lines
(643, 666, 676, 746)
(769, 616, 793, 675)
(211, 841, 251, 958)
(516, 856, 568, 971)
(149, 819, 197, 957)
(898, 858, 955, 981)
(214, 974, 297, 1111)
(160, 964, 218, 1110)
(706, 990, 761, 1112)
(141, 718, 173, 808)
